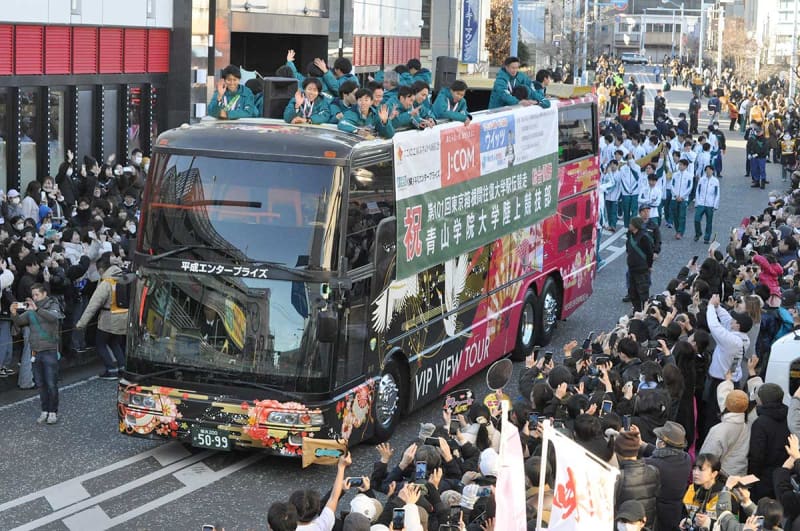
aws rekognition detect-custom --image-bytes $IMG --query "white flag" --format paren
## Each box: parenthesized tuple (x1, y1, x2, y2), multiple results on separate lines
(495, 402, 527, 531)
(543, 425, 618, 530)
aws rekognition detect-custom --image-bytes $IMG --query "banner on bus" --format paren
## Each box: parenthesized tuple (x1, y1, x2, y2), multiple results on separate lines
(393, 105, 559, 278)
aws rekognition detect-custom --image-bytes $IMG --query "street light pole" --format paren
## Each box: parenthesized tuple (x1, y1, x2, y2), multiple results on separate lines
(582, 0, 589, 83)
(679, 2, 684, 60)
(790, 0, 799, 99)
(671, 10, 676, 57)
(715, 3, 724, 82)
(698, 1, 704, 69)
(511, 0, 519, 56)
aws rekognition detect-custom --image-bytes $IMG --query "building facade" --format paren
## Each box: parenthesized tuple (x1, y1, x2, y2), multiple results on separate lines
(0, 0, 191, 194)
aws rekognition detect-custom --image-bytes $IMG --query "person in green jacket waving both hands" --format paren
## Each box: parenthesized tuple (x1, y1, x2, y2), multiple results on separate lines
(337, 89, 394, 139)
(208, 65, 259, 120)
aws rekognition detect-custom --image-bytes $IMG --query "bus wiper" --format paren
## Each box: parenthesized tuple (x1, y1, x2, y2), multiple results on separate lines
(124, 366, 184, 379)
(222, 379, 305, 401)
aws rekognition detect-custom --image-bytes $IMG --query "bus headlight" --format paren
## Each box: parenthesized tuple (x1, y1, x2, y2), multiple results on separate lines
(267, 411, 324, 426)
(119, 390, 161, 411)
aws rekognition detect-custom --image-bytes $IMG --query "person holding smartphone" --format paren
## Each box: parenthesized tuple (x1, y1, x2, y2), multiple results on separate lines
(288, 452, 351, 531)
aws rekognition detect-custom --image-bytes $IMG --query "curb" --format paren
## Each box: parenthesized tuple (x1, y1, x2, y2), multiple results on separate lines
(0, 348, 97, 394)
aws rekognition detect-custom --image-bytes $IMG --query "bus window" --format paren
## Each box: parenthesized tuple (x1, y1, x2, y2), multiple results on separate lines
(558, 104, 596, 164)
(580, 224, 593, 243)
(345, 161, 395, 269)
(558, 229, 577, 252)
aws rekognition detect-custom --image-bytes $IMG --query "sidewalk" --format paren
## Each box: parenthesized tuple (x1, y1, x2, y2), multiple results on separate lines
(0, 347, 100, 398)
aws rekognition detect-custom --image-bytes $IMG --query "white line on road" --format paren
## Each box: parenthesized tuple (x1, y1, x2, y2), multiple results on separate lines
(9, 450, 214, 531)
(0, 375, 99, 412)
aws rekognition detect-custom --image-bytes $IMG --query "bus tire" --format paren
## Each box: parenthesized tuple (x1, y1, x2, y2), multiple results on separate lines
(368, 358, 406, 443)
(535, 277, 561, 346)
(511, 290, 537, 361)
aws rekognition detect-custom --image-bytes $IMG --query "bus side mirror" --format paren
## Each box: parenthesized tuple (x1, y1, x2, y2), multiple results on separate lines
(317, 310, 338, 343)
(374, 216, 396, 279)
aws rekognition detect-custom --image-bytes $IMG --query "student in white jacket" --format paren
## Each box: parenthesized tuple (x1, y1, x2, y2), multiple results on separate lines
(601, 160, 622, 231)
(669, 159, 693, 238)
(694, 165, 720, 244)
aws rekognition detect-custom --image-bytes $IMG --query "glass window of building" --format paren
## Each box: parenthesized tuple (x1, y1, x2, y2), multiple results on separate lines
(77, 88, 95, 166)
(103, 87, 119, 161)
(128, 85, 144, 154)
(48, 89, 66, 175)
(19, 88, 40, 191)
(150, 86, 160, 152)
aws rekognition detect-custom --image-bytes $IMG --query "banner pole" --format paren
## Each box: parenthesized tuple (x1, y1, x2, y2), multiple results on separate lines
(535, 419, 551, 531)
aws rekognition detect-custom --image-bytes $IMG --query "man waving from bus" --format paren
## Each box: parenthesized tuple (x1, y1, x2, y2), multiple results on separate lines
(489, 56, 551, 110)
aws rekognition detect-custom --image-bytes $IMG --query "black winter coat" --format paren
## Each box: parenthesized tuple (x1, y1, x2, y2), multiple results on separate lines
(616, 459, 661, 530)
(749, 402, 790, 499)
(645, 447, 692, 531)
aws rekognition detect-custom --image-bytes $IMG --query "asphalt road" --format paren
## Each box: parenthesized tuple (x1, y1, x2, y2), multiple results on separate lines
(0, 67, 785, 530)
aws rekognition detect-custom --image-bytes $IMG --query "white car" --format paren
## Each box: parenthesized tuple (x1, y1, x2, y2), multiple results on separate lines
(763, 330, 800, 404)
(621, 53, 649, 65)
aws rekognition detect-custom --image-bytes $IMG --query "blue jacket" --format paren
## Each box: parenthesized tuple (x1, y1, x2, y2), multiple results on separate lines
(328, 98, 354, 123)
(337, 108, 394, 138)
(283, 96, 332, 124)
(207, 85, 259, 119)
(388, 99, 424, 129)
(411, 68, 432, 86)
(432, 88, 470, 122)
(284, 61, 306, 83)
(322, 71, 360, 97)
(489, 68, 551, 109)
(252, 92, 264, 117)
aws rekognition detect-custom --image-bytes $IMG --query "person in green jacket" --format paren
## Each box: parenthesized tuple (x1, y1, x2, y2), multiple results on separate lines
(284, 78, 332, 125)
(208, 65, 259, 120)
(315, 57, 360, 97)
(488, 56, 551, 110)
(389, 85, 425, 129)
(411, 81, 437, 127)
(406, 58, 432, 86)
(337, 88, 394, 139)
(329, 80, 359, 124)
(432, 80, 472, 124)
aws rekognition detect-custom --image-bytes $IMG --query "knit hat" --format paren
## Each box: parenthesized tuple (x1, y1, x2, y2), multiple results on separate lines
(342, 512, 371, 531)
(757, 383, 785, 405)
(782, 290, 798, 309)
(617, 499, 646, 522)
(350, 493, 382, 522)
(630, 216, 644, 230)
(724, 390, 750, 413)
(479, 448, 499, 477)
(614, 430, 641, 458)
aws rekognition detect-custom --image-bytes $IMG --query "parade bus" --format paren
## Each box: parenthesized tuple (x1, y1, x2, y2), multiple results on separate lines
(117, 90, 600, 455)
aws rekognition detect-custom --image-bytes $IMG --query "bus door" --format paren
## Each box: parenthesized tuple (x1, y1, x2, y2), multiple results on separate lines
(335, 154, 396, 388)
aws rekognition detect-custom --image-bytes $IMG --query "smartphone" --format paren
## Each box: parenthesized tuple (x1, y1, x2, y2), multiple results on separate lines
(595, 356, 610, 365)
(528, 412, 539, 429)
(476, 486, 492, 497)
(201, 526, 216, 531)
(392, 508, 405, 529)
(449, 419, 460, 435)
(754, 516, 764, 528)
(346, 477, 363, 487)
(601, 400, 613, 417)
(424, 437, 440, 447)
(414, 461, 427, 481)
(691, 255, 699, 265)
(449, 505, 463, 525)
(622, 415, 631, 431)
(553, 419, 566, 429)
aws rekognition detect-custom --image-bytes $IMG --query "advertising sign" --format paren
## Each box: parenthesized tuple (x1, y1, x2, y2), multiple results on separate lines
(394, 105, 559, 278)
(461, 0, 481, 63)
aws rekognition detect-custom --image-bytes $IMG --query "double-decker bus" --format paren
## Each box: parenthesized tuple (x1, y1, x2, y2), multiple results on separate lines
(117, 92, 599, 455)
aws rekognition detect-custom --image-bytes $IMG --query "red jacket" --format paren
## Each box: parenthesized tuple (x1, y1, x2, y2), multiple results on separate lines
(753, 254, 784, 296)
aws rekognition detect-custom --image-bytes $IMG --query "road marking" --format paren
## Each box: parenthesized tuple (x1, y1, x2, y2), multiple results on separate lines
(0, 375, 99, 412)
(62, 505, 111, 531)
(0, 442, 193, 513)
(102, 454, 264, 529)
(9, 450, 214, 531)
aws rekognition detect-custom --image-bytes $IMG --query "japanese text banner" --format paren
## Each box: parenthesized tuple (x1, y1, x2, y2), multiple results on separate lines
(394, 105, 559, 278)
(544, 425, 618, 530)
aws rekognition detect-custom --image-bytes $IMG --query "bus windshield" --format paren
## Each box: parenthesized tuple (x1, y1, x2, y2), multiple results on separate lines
(127, 269, 332, 393)
(142, 154, 342, 270)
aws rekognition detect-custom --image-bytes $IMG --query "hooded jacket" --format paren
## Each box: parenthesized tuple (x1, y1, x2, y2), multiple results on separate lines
(489, 67, 532, 109)
(699, 412, 751, 476)
(748, 402, 790, 485)
(753, 254, 784, 297)
(706, 304, 751, 382)
(645, 446, 692, 531)
(76, 264, 128, 335)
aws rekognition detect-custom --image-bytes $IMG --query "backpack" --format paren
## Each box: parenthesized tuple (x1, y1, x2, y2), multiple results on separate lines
(104, 273, 135, 314)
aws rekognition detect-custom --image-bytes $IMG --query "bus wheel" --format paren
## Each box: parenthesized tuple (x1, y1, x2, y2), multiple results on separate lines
(536, 278, 561, 346)
(510, 290, 537, 361)
(369, 359, 405, 443)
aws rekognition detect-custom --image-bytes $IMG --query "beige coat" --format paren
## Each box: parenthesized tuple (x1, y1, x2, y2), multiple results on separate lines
(76, 265, 129, 335)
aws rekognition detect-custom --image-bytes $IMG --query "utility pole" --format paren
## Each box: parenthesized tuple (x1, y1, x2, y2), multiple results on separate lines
(790, 0, 799, 99)
(715, 3, 724, 82)
(511, 0, 519, 56)
(582, 0, 589, 83)
(698, 1, 704, 70)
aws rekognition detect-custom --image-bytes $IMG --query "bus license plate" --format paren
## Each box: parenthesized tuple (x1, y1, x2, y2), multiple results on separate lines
(191, 426, 231, 451)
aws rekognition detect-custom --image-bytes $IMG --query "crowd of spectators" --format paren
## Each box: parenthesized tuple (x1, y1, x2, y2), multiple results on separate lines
(262, 184, 800, 530)
(0, 147, 140, 395)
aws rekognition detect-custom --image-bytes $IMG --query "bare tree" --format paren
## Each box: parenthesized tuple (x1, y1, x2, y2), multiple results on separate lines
(722, 17, 757, 80)
(486, 0, 511, 66)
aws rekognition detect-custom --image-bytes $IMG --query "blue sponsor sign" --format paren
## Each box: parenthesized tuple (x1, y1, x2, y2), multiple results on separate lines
(461, 0, 481, 64)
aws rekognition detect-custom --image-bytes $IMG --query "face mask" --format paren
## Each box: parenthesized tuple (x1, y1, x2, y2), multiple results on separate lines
(14, 223, 23, 231)
(143, 164, 149, 173)
(128, 225, 136, 235)
(11, 197, 19, 205)
(639, 374, 646, 384)
(114, 169, 122, 176)
(41, 223, 52, 232)
(617, 523, 639, 531)
(133, 156, 143, 165)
